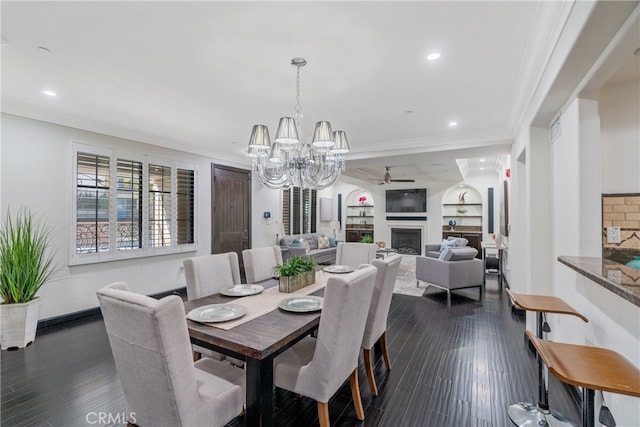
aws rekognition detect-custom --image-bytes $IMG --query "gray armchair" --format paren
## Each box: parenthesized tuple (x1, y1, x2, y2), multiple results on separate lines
(416, 247, 483, 306)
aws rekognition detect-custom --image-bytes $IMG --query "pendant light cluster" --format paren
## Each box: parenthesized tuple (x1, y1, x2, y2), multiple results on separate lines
(246, 57, 350, 189)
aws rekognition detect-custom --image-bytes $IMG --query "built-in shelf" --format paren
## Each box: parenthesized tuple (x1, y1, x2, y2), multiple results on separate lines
(447, 215, 482, 218)
(346, 202, 374, 242)
(442, 203, 482, 206)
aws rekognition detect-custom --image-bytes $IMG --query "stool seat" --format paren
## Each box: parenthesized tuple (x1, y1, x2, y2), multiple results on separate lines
(506, 289, 588, 322)
(505, 289, 588, 427)
(526, 330, 640, 398)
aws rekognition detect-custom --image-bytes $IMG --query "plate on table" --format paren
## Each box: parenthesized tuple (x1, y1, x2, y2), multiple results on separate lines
(187, 303, 247, 323)
(219, 284, 264, 297)
(323, 265, 355, 274)
(278, 296, 324, 313)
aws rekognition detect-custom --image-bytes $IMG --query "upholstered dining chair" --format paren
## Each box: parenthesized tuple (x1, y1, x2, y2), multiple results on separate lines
(274, 265, 377, 427)
(183, 252, 241, 300)
(183, 252, 243, 365)
(96, 282, 245, 427)
(335, 242, 378, 268)
(242, 245, 283, 283)
(361, 254, 402, 396)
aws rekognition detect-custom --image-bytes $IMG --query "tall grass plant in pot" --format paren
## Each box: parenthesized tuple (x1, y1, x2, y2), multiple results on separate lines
(0, 209, 57, 350)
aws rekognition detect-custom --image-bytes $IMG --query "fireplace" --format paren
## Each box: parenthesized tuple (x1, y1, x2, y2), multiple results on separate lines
(391, 228, 422, 255)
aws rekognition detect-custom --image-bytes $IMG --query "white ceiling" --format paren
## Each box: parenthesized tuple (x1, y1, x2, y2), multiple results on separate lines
(1, 1, 575, 185)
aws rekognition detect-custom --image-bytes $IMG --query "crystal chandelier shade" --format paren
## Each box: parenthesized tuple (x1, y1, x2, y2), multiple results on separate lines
(247, 58, 350, 190)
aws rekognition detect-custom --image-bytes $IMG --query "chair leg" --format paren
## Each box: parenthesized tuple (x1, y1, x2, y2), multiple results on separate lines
(349, 368, 365, 421)
(379, 332, 392, 371)
(363, 348, 378, 396)
(416, 280, 420, 288)
(447, 291, 452, 307)
(317, 402, 330, 427)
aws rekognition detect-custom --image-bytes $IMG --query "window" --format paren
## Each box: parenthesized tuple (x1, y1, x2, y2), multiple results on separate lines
(72, 144, 196, 264)
(282, 187, 316, 235)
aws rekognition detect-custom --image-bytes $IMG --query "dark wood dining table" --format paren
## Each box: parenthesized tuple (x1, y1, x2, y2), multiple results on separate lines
(184, 279, 324, 426)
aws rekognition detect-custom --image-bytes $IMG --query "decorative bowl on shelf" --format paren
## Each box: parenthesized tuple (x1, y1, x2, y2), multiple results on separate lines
(456, 208, 468, 214)
(376, 241, 386, 248)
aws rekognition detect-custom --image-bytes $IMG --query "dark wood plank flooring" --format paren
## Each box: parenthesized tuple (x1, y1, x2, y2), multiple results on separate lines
(1, 276, 580, 426)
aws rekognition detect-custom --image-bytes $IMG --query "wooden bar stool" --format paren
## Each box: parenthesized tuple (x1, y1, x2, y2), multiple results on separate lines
(506, 289, 588, 427)
(527, 330, 640, 427)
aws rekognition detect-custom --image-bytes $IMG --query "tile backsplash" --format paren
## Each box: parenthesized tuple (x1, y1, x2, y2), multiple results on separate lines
(602, 193, 640, 266)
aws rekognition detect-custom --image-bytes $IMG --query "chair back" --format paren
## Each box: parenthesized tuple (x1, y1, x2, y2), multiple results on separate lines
(336, 242, 378, 267)
(304, 265, 377, 402)
(96, 282, 200, 426)
(362, 254, 402, 350)
(242, 246, 283, 283)
(183, 252, 241, 300)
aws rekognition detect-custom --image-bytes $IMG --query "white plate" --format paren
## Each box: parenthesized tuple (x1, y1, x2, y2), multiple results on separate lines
(187, 303, 247, 323)
(323, 265, 355, 274)
(279, 296, 324, 313)
(219, 284, 264, 297)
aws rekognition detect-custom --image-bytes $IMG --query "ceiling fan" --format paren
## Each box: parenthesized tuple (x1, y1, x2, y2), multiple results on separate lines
(368, 166, 416, 185)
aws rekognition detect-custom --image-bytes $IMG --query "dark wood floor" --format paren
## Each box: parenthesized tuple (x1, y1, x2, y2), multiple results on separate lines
(1, 276, 580, 426)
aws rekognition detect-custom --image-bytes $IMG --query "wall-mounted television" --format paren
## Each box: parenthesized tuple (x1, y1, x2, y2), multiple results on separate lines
(385, 188, 427, 213)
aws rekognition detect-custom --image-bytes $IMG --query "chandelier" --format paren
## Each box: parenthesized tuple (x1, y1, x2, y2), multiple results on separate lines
(246, 57, 350, 190)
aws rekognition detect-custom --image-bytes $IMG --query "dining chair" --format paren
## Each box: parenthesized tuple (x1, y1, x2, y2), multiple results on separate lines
(274, 265, 377, 427)
(242, 245, 283, 283)
(183, 252, 244, 365)
(183, 252, 241, 300)
(96, 282, 245, 427)
(335, 242, 378, 268)
(361, 254, 402, 396)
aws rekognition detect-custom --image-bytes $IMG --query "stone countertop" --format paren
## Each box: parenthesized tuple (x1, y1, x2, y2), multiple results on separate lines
(558, 256, 640, 307)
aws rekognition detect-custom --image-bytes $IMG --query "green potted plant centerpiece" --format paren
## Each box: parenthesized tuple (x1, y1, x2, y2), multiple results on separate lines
(0, 209, 57, 350)
(273, 255, 317, 293)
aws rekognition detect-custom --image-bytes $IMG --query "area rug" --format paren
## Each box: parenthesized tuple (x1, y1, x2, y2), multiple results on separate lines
(392, 256, 426, 297)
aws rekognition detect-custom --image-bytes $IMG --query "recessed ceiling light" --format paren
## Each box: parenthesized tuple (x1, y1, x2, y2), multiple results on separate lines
(426, 52, 441, 61)
(479, 167, 485, 171)
(448, 121, 458, 127)
(480, 158, 486, 162)
(43, 90, 57, 97)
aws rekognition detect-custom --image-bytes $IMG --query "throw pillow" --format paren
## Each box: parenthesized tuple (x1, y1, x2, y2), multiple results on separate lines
(289, 239, 303, 248)
(454, 237, 469, 247)
(439, 239, 457, 252)
(300, 238, 310, 254)
(328, 235, 337, 247)
(317, 235, 330, 249)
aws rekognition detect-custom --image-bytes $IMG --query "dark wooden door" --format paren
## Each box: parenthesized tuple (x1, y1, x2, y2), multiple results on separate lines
(211, 165, 251, 272)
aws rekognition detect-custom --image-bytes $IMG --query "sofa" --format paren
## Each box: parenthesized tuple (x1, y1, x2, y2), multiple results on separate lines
(279, 233, 337, 264)
(416, 241, 483, 306)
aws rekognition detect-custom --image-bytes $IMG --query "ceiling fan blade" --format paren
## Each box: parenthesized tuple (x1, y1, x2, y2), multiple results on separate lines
(390, 179, 416, 182)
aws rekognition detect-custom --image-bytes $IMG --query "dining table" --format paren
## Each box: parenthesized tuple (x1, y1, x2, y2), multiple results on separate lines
(184, 273, 328, 427)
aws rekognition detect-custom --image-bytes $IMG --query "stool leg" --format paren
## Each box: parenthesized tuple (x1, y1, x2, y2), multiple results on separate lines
(582, 388, 595, 427)
(507, 312, 578, 427)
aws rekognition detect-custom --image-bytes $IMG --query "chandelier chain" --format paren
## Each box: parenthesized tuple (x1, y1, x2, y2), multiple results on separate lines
(295, 63, 302, 136)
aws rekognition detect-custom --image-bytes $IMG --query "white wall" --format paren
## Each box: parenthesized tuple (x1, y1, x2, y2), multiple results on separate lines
(1, 113, 250, 319)
(550, 97, 639, 424)
(600, 78, 640, 193)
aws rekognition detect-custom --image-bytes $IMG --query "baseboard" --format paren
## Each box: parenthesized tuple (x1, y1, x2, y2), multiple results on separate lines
(37, 287, 187, 331)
